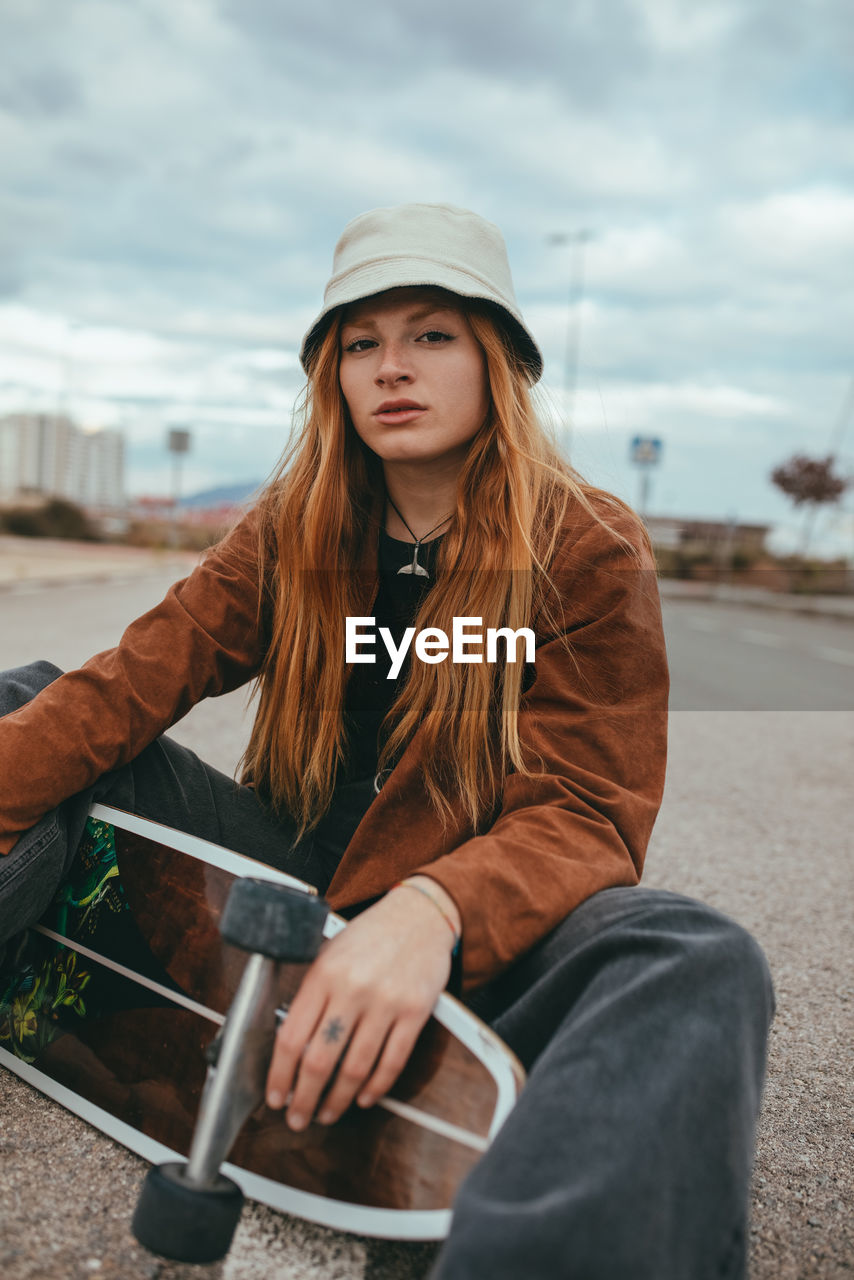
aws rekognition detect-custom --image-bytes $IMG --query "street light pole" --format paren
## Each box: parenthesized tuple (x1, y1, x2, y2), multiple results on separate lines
(548, 229, 592, 453)
(167, 427, 191, 548)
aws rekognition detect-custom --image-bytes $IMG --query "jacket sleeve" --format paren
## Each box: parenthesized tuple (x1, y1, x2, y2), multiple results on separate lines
(0, 506, 269, 855)
(412, 508, 670, 990)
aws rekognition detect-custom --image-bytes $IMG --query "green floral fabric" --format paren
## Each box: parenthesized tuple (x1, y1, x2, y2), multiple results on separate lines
(0, 817, 128, 1063)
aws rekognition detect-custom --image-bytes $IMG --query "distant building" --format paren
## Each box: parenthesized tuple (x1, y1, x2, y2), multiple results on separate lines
(128, 496, 243, 534)
(644, 516, 770, 557)
(0, 412, 125, 512)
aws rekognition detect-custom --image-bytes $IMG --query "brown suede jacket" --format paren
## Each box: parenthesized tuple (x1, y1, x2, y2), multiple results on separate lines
(0, 497, 669, 991)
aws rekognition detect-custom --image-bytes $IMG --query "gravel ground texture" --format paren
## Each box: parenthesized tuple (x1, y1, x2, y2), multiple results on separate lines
(2, 706, 850, 1279)
(643, 711, 853, 1280)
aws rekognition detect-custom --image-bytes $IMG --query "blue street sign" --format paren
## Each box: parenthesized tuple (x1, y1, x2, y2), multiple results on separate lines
(631, 436, 662, 466)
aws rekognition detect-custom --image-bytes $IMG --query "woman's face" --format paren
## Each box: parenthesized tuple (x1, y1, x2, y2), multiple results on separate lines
(338, 287, 490, 471)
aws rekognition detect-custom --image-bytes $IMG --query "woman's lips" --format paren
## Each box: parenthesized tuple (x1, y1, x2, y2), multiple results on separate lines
(373, 407, 427, 425)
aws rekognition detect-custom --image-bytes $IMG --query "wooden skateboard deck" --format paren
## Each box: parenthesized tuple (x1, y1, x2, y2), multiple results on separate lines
(0, 803, 525, 1239)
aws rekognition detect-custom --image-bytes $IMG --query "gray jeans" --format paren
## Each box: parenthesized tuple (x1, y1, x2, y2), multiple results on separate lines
(1, 662, 774, 1280)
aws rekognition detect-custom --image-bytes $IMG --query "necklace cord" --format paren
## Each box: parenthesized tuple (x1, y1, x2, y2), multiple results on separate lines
(385, 493, 453, 546)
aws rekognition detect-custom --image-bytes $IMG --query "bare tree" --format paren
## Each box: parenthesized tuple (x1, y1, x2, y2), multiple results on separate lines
(770, 454, 850, 557)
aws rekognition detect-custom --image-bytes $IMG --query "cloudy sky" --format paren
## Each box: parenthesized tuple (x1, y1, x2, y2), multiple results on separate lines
(2, 0, 853, 552)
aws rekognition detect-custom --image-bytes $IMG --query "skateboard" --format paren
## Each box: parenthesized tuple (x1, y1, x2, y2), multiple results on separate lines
(0, 803, 525, 1257)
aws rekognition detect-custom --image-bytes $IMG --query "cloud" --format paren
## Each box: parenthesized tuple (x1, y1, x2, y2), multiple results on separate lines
(0, 0, 852, 549)
(633, 0, 740, 54)
(720, 187, 854, 270)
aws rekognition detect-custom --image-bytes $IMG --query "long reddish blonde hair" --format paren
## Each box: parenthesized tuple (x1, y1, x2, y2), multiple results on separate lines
(240, 299, 647, 842)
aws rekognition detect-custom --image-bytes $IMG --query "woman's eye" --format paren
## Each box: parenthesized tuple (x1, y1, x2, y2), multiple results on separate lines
(418, 330, 454, 344)
(343, 338, 377, 353)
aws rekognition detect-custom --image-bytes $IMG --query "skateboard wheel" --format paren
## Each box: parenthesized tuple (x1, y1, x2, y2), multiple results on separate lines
(220, 877, 329, 961)
(132, 1161, 244, 1263)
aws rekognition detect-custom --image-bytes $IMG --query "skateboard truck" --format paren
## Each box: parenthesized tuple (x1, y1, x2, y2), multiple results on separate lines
(131, 877, 329, 1264)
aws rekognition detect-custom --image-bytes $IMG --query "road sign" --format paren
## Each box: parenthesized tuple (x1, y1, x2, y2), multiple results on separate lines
(631, 436, 662, 466)
(168, 428, 191, 455)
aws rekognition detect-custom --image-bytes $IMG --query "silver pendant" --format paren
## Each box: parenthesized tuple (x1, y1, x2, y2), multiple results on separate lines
(397, 543, 430, 577)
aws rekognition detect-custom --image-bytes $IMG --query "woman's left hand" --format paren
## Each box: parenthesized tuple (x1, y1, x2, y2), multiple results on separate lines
(264, 877, 460, 1129)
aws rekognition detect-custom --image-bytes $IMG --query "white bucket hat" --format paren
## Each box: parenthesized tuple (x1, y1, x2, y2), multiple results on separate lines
(299, 202, 543, 383)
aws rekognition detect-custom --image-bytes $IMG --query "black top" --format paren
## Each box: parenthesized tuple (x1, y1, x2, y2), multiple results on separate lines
(341, 527, 443, 783)
(305, 528, 444, 891)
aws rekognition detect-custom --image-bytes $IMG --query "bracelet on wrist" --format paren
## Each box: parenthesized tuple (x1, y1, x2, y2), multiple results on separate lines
(392, 879, 461, 952)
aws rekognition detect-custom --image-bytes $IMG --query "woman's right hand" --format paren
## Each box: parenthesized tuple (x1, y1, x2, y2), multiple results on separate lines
(265, 878, 460, 1129)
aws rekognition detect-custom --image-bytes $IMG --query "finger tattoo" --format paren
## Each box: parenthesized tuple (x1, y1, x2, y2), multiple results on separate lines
(322, 1017, 346, 1044)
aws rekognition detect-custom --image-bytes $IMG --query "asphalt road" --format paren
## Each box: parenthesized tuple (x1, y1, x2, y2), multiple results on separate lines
(0, 575, 852, 1278)
(663, 597, 854, 711)
(3, 570, 854, 714)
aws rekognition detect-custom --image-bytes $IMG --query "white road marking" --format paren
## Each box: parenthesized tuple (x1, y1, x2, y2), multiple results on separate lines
(815, 646, 854, 666)
(1, 570, 186, 596)
(685, 616, 722, 631)
(676, 616, 854, 677)
(4, 578, 99, 594)
(737, 629, 787, 648)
